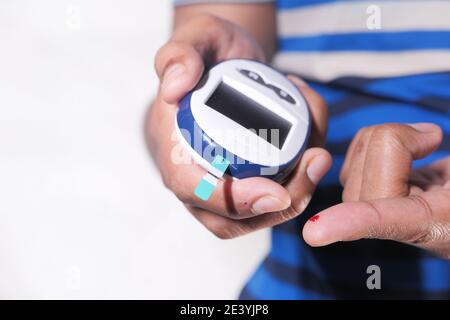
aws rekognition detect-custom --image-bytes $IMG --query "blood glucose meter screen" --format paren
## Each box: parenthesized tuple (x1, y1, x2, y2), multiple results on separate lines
(206, 81, 292, 149)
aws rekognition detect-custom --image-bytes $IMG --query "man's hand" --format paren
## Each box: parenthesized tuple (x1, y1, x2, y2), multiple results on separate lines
(303, 123, 450, 258)
(146, 12, 331, 239)
(154, 13, 266, 105)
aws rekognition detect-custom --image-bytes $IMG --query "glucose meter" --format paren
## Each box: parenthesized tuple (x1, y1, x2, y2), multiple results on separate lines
(175, 59, 310, 199)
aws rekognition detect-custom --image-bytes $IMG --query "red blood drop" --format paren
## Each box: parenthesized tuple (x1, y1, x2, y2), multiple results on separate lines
(309, 215, 319, 222)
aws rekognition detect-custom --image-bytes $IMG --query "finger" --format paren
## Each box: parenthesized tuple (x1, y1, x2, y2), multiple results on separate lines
(339, 123, 442, 201)
(303, 190, 450, 247)
(410, 156, 450, 192)
(445, 181, 450, 189)
(189, 203, 311, 239)
(424, 156, 450, 181)
(339, 128, 373, 202)
(288, 75, 328, 147)
(189, 190, 325, 239)
(155, 14, 228, 104)
(285, 147, 332, 214)
(155, 41, 204, 105)
(187, 205, 246, 239)
(147, 95, 291, 219)
(164, 140, 291, 219)
(403, 123, 443, 158)
(359, 123, 442, 200)
(340, 129, 364, 187)
(155, 14, 264, 105)
(186, 148, 331, 239)
(191, 147, 331, 239)
(170, 140, 330, 223)
(409, 167, 447, 191)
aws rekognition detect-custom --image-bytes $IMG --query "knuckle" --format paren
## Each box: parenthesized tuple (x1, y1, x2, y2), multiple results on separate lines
(278, 207, 300, 222)
(292, 194, 312, 216)
(156, 42, 190, 63)
(398, 195, 434, 244)
(371, 124, 404, 145)
(353, 139, 367, 156)
(367, 224, 400, 240)
(409, 194, 433, 222)
(364, 200, 384, 237)
(357, 126, 371, 139)
(155, 42, 198, 76)
(405, 194, 449, 244)
(154, 44, 172, 73)
(424, 223, 450, 243)
(364, 124, 409, 158)
(154, 44, 167, 63)
(260, 208, 300, 229)
(352, 128, 371, 154)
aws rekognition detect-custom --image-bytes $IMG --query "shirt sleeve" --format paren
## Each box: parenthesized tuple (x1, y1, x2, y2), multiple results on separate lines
(174, 0, 275, 7)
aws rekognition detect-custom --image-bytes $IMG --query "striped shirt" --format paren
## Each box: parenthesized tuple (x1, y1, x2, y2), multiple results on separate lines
(174, 0, 450, 299)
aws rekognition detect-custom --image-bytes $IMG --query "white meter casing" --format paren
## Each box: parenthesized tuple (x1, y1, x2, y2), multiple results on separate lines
(175, 59, 311, 182)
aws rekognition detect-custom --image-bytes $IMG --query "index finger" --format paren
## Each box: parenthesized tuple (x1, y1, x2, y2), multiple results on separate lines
(302, 190, 450, 247)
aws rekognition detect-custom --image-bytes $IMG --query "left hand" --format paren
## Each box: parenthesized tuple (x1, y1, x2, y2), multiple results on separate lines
(303, 123, 450, 258)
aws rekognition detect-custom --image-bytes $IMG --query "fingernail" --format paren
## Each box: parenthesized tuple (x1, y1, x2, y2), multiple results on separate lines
(251, 196, 290, 215)
(407, 123, 437, 133)
(306, 155, 329, 184)
(162, 63, 185, 86)
(288, 75, 309, 87)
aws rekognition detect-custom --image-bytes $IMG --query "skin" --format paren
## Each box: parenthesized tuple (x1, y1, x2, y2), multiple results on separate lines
(303, 124, 450, 258)
(146, 4, 331, 239)
(147, 4, 450, 257)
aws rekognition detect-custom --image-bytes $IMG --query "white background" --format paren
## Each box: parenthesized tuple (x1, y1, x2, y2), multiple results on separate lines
(0, 0, 269, 299)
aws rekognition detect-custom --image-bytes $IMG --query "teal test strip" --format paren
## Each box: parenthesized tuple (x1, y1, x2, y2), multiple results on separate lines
(211, 155, 230, 176)
(194, 155, 230, 201)
(194, 173, 218, 201)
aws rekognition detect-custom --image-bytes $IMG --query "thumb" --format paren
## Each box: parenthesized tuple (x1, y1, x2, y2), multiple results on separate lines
(283, 147, 332, 215)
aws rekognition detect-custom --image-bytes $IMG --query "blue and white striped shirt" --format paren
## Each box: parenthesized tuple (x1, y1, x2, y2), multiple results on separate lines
(175, 0, 450, 299)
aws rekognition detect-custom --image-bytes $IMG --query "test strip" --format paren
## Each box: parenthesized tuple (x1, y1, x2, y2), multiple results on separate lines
(194, 155, 230, 201)
(210, 155, 230, 176)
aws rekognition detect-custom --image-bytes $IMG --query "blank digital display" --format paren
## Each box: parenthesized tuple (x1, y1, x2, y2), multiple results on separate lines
(205, 82, 292, 149)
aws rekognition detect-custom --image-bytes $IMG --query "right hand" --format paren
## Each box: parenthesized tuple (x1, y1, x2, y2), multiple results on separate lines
(146, 13, 332, 239)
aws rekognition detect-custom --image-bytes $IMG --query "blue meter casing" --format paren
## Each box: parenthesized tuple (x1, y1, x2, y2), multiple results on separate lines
(175, 59, 311, 183)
